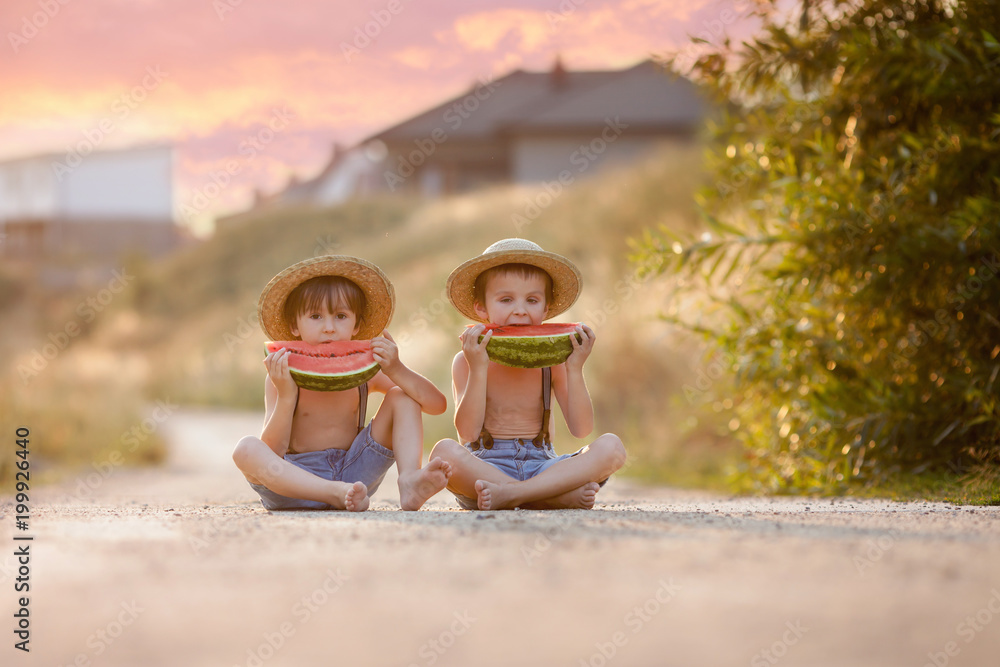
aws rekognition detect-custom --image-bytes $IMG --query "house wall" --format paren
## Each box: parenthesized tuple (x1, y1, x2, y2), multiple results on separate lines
(510, 135, 677, 184)
(0, 146, 173, 224)
(1, 219, 182, 259)
(0, 145, 178, 258)
(378, 139, 510, 196)
(58, 146, 173, 222)
(0, 157, 59, 221)
(313, 150, 386, 205)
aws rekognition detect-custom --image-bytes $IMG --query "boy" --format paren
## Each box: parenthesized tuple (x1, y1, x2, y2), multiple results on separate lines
(430, 238, 626, 510)
(233, 255, 451, 512)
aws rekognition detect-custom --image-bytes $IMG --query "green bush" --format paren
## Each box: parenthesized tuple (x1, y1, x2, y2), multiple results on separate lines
(636, 0, 1000, 492)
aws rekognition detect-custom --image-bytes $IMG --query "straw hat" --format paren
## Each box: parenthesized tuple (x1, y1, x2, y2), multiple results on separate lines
(447, 238, 582, 322)
(257, 256, 395, 341)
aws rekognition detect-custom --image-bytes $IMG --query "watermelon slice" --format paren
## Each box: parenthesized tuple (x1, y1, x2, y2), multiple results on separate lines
(470, 323, 583, 368)
(265, 340, 380, 391)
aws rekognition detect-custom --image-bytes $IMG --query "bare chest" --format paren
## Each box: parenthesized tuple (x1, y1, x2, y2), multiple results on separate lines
(289, 388, 363, 452)
(483, 365, 548, 438)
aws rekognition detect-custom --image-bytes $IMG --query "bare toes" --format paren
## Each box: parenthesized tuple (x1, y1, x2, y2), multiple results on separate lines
(345, 482, 369, 512)
(398, 467, 449, 511)
(475, 480, 493, 510)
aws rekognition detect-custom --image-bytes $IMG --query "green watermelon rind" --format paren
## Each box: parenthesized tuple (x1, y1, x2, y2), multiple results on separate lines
(265, 341, 380, 392)
(478, 331, 583, 369)
(288, 362, 380, 392)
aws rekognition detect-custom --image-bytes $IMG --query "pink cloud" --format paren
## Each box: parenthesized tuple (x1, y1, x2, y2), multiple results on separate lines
(0, 0, 759, 227)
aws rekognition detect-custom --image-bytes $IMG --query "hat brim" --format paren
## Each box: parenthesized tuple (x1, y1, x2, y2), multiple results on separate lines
(258, 256, 395, 341)
(447, 248, 582, 322)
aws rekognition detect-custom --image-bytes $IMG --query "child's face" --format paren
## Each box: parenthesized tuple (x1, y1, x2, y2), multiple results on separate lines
(473, 271, 549, 326)
(289, 297, 361, 344)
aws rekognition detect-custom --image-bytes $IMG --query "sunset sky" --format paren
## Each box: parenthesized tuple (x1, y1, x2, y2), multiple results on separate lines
(1, 0, 758, 233)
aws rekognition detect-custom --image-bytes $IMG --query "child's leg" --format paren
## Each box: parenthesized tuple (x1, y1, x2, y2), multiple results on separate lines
(368, 387, 452, 510)
(428, 438, 523, 501)
(518, 482, 602, 510)
(475, 433, 626, 510)
(232, 436, 369, 511)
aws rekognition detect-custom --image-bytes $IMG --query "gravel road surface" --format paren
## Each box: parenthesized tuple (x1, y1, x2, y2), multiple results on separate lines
(2, 407, 999, 667)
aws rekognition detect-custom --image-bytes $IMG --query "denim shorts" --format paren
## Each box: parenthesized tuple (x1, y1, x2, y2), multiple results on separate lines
(248, 422, 394, 510)
(451, 437, 600, 510)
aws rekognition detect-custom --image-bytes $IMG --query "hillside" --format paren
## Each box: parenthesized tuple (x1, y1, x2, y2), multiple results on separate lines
(3, 144, 741, 487)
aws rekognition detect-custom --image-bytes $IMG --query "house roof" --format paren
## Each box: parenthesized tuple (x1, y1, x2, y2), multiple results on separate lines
(278, 143, 347, 202)
(0, 143, 173, 168)
(269, 59, 708, 204)
(364, 59, 705, 144)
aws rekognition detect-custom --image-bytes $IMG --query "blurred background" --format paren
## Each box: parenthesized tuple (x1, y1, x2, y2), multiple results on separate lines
(1, 0, 755, 492)
(3, 0, 997, 502)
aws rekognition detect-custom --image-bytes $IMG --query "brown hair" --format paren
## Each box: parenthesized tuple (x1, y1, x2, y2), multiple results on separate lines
(473, 263, 553, 308)
(282, 275, 366, 336)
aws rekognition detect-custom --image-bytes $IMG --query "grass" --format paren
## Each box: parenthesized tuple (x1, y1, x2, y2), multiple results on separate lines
(1, 144, 714, 488)
(0, 254, 170, 489)
(6, 141, 995, 500)
(846, 467, 1000, 506)
(0, 368, 167, 491)
(123, 145, 716, 478)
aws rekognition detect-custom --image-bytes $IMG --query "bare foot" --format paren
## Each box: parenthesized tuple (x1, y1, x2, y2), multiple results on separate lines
(475, 479, 517, 511)
(398, 458, 451, 511)
(520, 482, 600, 510)
(344, 481, 369, 512)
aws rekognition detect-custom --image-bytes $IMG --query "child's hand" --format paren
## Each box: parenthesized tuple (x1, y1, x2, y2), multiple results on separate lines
(264, 347, 298, 397)
(565, 323, 595, 371)
(371, 331, 400, 374)
(460, 323, 491, 371)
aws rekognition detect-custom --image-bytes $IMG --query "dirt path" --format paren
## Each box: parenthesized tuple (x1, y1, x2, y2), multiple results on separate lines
(2, 407, 1000, 667)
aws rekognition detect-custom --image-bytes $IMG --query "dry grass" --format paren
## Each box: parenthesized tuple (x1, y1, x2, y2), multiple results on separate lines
(0, 365, 167, 490)
(2, 143, 743, 487)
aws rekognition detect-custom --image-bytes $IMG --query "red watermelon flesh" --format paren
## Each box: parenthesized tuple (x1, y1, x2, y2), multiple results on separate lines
(265, 340, 379, 391)
(467, 322, 582, 368)
(480, 323, 580, 337)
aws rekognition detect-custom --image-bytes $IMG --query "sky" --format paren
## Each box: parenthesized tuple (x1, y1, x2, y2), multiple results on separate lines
(0, 0, 759, 234)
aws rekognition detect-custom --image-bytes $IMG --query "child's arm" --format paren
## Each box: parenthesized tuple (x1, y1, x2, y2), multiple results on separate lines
(369, 331, 447, 415)
(260, 348, 297, 456)
(453, 324, 492, 443)
(552, 324, 596, 438)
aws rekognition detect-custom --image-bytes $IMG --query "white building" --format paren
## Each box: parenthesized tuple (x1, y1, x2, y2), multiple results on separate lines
(0, 144, 180, 258)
